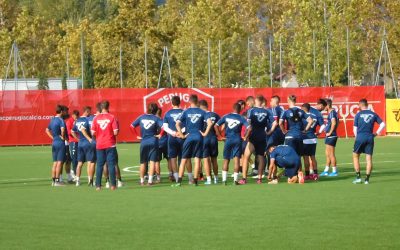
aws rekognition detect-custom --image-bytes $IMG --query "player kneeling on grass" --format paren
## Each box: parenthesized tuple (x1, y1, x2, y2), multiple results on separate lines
(46, 104, 67, 186)
(173, 94, 213, 187)
(72, 106, 96, 186)
(215, 103, 250, 185)
(352, 99, 385, 184)
(267, 145, 303, 184)
(131, 103, 163, 186)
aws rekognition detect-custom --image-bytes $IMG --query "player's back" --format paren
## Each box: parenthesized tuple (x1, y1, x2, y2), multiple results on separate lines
(248, 107, 271, 133)
(281, 107, 306, 137)
(133, 114, 162, 140)
(92, 113, 118, 149)
(164, 108, 184, 132)
(205, 111, 220, 138)
(48, 117, 65, 142)
(325, 109, 339, 136)
(220, 113, 247, 139)
(355, 110, 381, 136)
(303, 112, 317, 139)
(271, 145, 299, 164)
(179, 107, 206, 135)
(74, 116, 90, 144)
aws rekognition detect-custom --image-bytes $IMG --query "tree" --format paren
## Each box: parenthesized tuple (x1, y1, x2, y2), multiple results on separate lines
(61, 72, 67, 90)
(84, 51, 95, 89)
(38, 72, 49, 90)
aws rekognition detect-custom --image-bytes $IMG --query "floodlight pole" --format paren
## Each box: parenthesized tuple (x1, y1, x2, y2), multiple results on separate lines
(208, 39, 211, 88)
(279, 36, 282, 87)
(119, 43, 123, 88)
(269, 36, 273, 88)
(218, 40, 221, 88)
(346, 26, 350, 86)
(80, 34, 84, 89)
(144, 38, 148, 88)
(247, 36, 251, 87)
(157, 47, 166, 89)
(191, 43, 194, 88)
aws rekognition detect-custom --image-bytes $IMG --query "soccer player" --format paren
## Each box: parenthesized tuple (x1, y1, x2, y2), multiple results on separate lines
(279, 95, 312, 183)
(61, 106, 76, 183)
(173, 94, 213, 186)
(267, 95, 285, 149)
(91, 100, 119, 191)
(352, 99, 385, 184)
(85, 103, 100, 186)
(71, 106, 95, 186)
(163, 96, 185, 182)
(267, 145, 302, 184)
(215, 102, 249, 185)
(156, 107, 168, 183)
(131, 103, 163, 186)
(199, 99, 220, 185)
(45, 105, 66, 186)
(320, 99, 339, 177)
(239, 95, 275, 184)
(301, 103, 324, 181)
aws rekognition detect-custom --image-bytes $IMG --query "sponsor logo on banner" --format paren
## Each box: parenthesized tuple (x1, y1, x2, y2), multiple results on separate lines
(392, 109, 400, 122)
(143, 88, 214, 112)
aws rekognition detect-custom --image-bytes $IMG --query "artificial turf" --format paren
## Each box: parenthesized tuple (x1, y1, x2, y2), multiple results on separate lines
(0, 137, 399, 249)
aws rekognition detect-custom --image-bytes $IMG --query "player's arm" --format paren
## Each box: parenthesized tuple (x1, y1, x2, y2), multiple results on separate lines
(163, 123, 176, 137)
(45, 128, 53, 140)
(375, 120, 385, 136)
(71, 130, 79, 141)
(175, 120, 184, 138)
(279, 118, 287, 134)
(60, 127, 65, 141)
(113, 119, 119, 136)
(303, 116, 313, 133)
(267, 120, 278, 135)
(326, 116, 336, 136)
(81, 127, 93, 143)
(200, 118, 213, 137)
(267, 158, 276, 181)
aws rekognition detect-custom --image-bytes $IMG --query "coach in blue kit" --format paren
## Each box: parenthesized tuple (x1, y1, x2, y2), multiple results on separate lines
(131, 103, 163, 186)
(174, 94, 212, 186)
(45, 104, 66, 186)
(199, 99, 220, 185)
(267, 145, 302, 184)
(352, 99, 385, 184)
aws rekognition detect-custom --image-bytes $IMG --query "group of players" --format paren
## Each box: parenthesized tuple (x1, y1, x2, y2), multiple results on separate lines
(46, 93, 385, 190)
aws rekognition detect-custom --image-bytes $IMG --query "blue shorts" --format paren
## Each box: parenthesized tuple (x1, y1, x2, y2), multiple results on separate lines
(325, 136, 338, 147)
(182, 134, 203, 159)
(277, 158, 300, 178)
(203, 136, 218, 158)
(158, 143, 168, 161)
(266, 132, 285, 149)
(77, 142, 96, 163)
(52, 141, 66, 162)
(223, 137, 242, 160)
(168, 136, 184, 159)
(284, 137, 303, 156)
(249, 136, 267, 156)
(353, 135, 374, 155)
(302, 143, 317, 156)
(242, 140, 248, 154)
(140, 138, 159, 164)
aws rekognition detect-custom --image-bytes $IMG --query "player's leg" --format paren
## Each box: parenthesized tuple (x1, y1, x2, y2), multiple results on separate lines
(95, 149, 106, 190)
(211, 157, 219, 183)
(310, 155, 318, 178)
(193, 157, 202, 186)
(75, 161, 84, 186)
(321, 143, 331, 176)
(239, 142, 255, 184)
(203, 157, 212, 184)
(105, 148, 117, 190)
(148, 160, 156, 185)
(328, 144, 338, 176)
(256, 154, 266, 183)
(365, 154, 373, 184)
(352, 152, 362, 184)
(303, 155, 311, 180)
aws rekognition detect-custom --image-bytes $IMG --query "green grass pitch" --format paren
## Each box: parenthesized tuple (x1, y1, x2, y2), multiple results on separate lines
(0, 137, 399, 249)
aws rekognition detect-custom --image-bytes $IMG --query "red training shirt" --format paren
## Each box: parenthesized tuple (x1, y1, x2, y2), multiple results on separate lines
(91, 112, 119, 149)
(65, 117, 78, 143)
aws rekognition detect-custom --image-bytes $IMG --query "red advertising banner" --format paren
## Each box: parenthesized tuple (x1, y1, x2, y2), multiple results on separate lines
(0, 86, 385, 146)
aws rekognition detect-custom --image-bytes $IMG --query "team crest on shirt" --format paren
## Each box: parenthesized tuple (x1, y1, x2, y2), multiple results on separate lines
(226, 118, 240, 129)
(97, 119, 110, 130)
(188, 114, 201, 123)
(170, 113, 181, 122)
(360, 114, 374, 123)
(254, 112, 267, 122)
(76, 121, 87, 131)
(141, 119, 155, 129)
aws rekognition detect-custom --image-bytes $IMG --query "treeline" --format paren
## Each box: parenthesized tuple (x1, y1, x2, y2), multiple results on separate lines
(1, 0, 399, 88)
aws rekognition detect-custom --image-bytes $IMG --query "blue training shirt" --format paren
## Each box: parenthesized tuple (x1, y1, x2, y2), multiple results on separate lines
(270, 145, 300, 168)
(72, 116, 91, 144)
(216, 113, 249, 139)
(163, 108, 184, 133)
(177, 107, 206, 135)
(247, 107, 273, 139)
(280, 106, 307, 138)
(354, 110, 383, 136)
(47, 116, 66, 142)
(131, 114, 163, 140)
(325, 109, 339, 136)
(204, 111, 220, 138)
